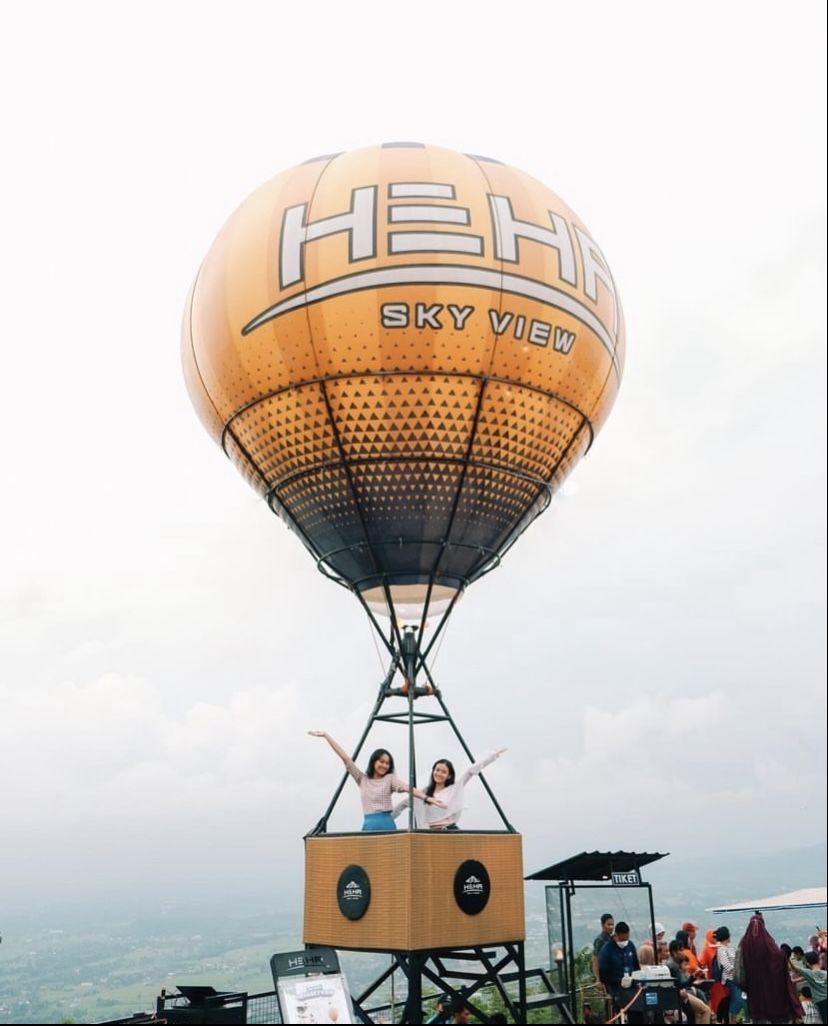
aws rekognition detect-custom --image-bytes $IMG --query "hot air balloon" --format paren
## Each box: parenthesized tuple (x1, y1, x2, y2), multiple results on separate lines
(183, 142, 623, 666)
(182, 143, 624, 1019)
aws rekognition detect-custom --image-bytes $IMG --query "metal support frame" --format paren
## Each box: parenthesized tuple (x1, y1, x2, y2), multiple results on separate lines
(341, 942, 527, 1025)
(300, 498, 539, 1019)
(306, 643, 514, 836)
(304, 619, 532, 1021)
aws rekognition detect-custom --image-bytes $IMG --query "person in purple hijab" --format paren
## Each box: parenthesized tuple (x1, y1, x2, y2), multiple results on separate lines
(738, 912, 803, 1023)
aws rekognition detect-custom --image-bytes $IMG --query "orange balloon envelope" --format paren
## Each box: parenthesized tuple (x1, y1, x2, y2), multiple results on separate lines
(182, 143, 625, 622)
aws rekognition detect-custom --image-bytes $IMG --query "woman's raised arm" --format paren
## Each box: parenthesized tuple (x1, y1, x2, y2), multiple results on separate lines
(457, 748, 507, 787)
(308, 730, 352, 767)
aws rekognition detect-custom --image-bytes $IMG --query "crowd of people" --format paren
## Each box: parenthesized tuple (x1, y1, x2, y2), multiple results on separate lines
(593, 912, 827, 1024)
(305, 732, 824, 1025)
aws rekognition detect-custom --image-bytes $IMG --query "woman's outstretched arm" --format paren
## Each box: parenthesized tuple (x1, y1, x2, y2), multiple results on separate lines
(308, 729, 349, 761)
(308, 730, 360, 779)
(392, 795, 410, 819)
(402, 781, 446, 807)
(457, 748, 507, 787)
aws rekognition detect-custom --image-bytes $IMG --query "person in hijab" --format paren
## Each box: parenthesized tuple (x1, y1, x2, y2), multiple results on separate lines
(682, 921, 700, 959)
(698, 927, 729, 1022)
(739, 911, 803, 1023)
(637, 941, 655, 966)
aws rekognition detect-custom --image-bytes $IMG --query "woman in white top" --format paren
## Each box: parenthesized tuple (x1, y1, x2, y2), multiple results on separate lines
(395, 750, 506, 829)
(308, 731, 445, 832)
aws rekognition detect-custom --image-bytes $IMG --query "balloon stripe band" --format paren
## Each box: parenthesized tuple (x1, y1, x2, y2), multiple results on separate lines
(241, 263, 621, 377)
(265, 453, 555, 501)
(220, 369, 595, 457)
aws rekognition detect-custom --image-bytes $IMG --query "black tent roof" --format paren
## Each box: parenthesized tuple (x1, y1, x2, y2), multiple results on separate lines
(525, 850, 668, 882)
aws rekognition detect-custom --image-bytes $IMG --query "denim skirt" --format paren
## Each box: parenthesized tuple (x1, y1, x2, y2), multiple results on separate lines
(362, 812, 396, 832)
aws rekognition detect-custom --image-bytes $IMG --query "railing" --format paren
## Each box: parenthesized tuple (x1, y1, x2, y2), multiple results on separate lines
(246, 989, 282, 1024)
(98, 966, 574, 1024)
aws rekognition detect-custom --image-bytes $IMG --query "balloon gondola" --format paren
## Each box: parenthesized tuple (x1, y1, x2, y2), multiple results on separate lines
(183, 142, 624, 1022)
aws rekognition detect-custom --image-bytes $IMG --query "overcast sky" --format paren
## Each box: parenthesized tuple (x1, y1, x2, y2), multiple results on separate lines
(0, 1, 825, 920)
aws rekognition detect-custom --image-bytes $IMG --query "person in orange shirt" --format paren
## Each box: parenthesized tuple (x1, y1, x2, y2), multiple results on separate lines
(682, 921, 700, 959)
(698, 927, 728, 1021)
(675, 929, 702, 973)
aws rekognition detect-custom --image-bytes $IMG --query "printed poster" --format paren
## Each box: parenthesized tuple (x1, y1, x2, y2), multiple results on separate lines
(276, 972, 354, 1024)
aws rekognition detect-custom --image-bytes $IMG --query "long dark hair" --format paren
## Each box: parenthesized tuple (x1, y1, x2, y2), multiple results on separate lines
(425, 758, 456, 797)
(366, 748, 394, 777)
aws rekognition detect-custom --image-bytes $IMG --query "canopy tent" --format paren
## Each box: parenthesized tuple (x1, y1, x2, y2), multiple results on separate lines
(707, 886, 827, 913)
(525, 850, 668, 881)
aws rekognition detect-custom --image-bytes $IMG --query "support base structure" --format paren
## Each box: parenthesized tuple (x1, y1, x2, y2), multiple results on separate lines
(346, 941, 527, 1025)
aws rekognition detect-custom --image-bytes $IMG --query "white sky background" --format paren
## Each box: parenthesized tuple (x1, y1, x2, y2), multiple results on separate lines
(0, 1, 825, 919)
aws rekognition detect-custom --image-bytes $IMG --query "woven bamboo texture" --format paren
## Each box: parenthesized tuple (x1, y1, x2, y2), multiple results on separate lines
(304, 831, 525, 952)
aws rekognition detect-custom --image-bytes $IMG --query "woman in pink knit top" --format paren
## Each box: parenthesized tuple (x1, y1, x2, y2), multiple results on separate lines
(308, 731, 446, 831)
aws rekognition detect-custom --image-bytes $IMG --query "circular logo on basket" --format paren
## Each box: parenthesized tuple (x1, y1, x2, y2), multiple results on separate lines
(336, 864, 371, 920)
(453, 859, 491, 915)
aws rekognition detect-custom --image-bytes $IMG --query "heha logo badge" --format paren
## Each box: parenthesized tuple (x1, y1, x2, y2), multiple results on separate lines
(242, 172, 621, 366)
(454, 859, 491, 915)
(337, 864, 371, 920)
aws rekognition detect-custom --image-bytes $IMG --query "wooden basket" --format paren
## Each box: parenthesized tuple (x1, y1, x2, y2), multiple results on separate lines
(304, 831, 525, 952)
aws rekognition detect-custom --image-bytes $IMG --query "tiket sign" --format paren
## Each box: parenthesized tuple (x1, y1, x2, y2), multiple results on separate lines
(611, 870, 641, 886)
(242, 181, 620, 359)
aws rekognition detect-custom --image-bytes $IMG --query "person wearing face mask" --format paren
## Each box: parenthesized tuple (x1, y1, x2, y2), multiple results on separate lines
(598, 921, 644, 1023)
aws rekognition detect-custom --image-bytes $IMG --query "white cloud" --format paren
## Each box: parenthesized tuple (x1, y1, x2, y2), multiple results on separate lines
(0, 674, 315, 822)
(0, 0, 824, 916)
(529, 693, 727, 812)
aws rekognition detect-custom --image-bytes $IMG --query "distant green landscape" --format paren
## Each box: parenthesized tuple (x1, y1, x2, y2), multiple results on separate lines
(0, 911, 292, 1024)
(1, 843, 824, 1024)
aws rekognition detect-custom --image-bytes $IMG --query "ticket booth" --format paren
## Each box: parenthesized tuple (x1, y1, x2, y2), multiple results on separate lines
(526, 849, 668, 1021)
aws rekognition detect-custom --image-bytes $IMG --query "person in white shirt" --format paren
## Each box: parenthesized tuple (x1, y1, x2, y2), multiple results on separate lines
(394, 750, 506, 829)
(713, 926, 746, 1024)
